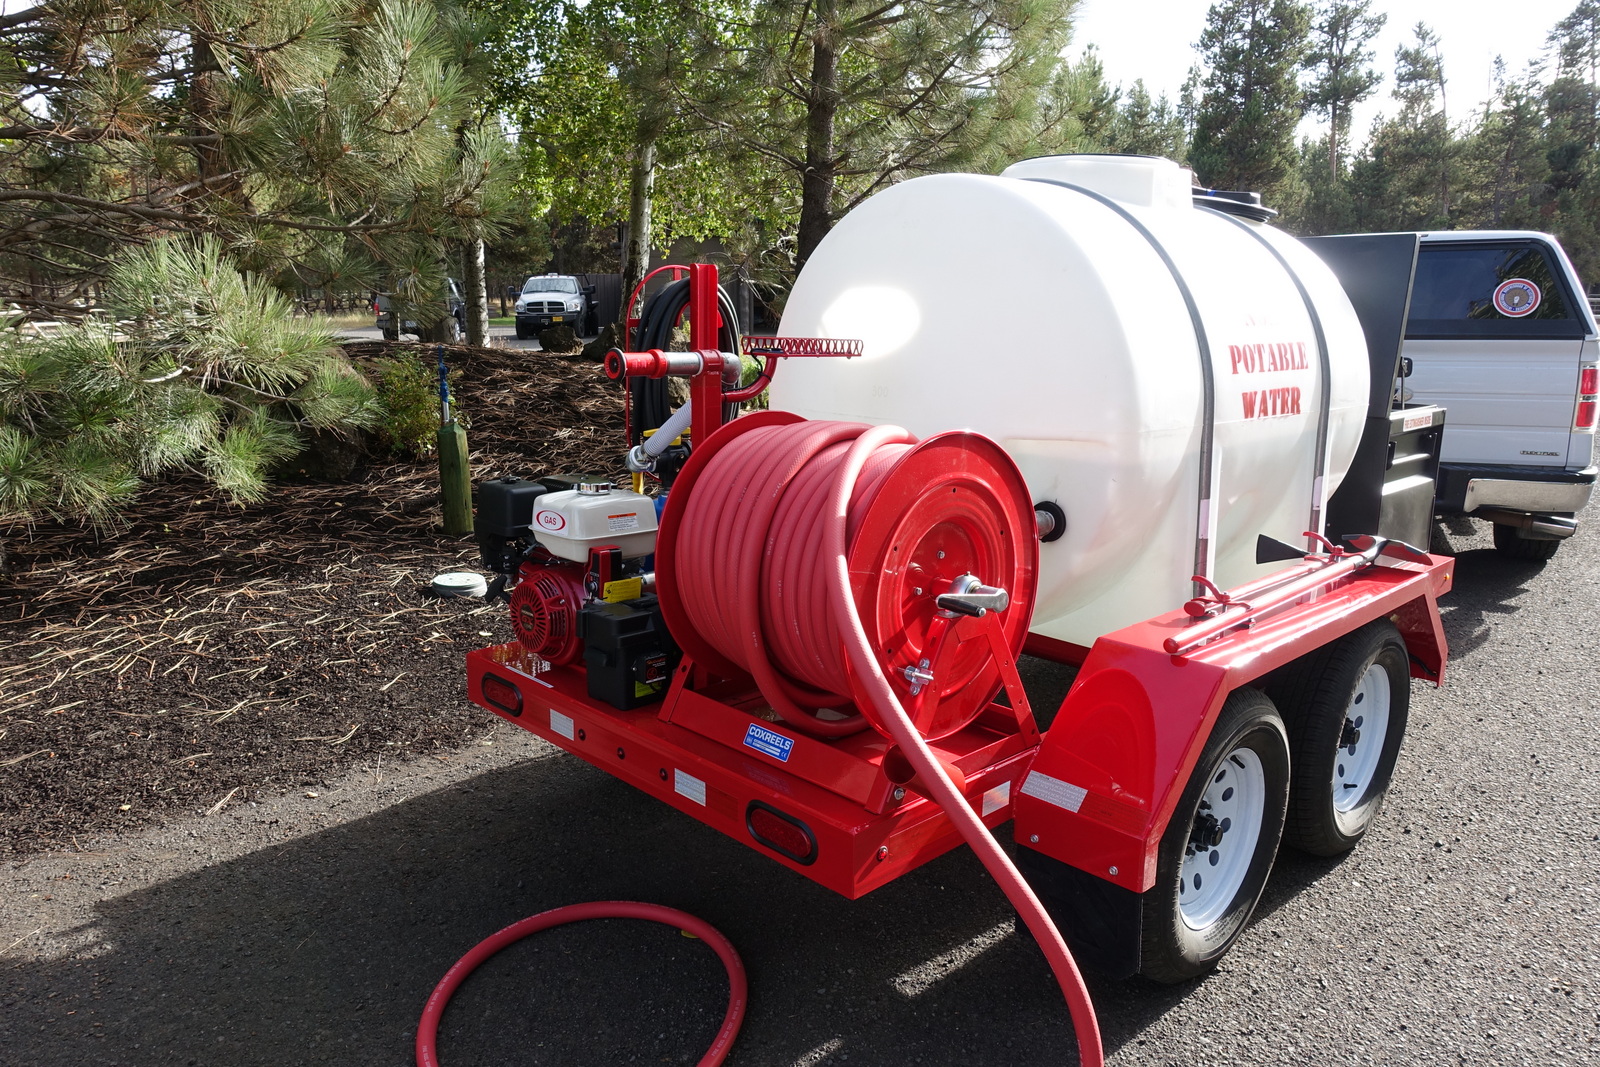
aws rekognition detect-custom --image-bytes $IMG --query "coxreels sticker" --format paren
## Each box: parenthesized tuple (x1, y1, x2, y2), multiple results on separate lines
(1493, 278, 1541, 318)
(742, 722, 794, 762)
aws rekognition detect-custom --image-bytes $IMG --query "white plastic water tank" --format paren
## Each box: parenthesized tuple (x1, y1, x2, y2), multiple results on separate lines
(770, 155, 1370, 646)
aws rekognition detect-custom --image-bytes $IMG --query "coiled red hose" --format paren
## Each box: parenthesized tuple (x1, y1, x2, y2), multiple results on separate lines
(415, 901, 747, 1067)
(674, 419, 914, 736)
(672, 418, 1105, 1065)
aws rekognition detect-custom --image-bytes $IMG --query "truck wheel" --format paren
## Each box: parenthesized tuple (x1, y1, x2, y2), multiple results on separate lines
(1265, 621, 1409, 857)
(381, 327, 399, 342)
(1492, 523, 1560, 561)
(1140, 687, 1289, 984)
(514, 323, 530, 340)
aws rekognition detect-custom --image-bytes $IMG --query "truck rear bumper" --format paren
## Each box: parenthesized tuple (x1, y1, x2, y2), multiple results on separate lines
(1438, 463, 1596, 516)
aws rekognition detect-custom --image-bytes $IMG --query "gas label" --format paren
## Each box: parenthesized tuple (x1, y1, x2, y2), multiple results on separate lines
(533, 509, 566, 532)
(743, 723, 794, 762)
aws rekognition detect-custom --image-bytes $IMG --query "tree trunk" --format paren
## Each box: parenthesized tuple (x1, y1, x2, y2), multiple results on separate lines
(619, 134, 657, 338)
(796, 4, 840, 271)
(1328, 104, 1341, 179)
(188, 37, 241, 202)
(464, 236, 489, 347)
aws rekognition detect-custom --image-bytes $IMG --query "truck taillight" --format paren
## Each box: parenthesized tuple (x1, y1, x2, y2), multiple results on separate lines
(1579, 363, 1599, 433)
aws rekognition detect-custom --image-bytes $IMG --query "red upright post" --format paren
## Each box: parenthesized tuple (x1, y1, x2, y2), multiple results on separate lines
(688, 263, 725, 445)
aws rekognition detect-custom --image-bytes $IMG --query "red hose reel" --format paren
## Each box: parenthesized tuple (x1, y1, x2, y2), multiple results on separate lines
(656, 411, 1037, 741)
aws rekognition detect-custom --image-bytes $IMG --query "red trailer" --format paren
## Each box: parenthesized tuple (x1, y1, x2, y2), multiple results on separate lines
(455, 163, 1455, 1060)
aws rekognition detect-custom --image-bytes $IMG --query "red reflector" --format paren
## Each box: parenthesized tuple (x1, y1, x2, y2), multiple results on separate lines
(1581, 367, 1599, 394)
(481, 673, 523, 716)
(746, 803, 817, 865)
(1578, 399, 1598, 430)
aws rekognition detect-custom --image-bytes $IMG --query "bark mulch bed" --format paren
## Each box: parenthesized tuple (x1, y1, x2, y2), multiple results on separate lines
(0, 342, 627, 856)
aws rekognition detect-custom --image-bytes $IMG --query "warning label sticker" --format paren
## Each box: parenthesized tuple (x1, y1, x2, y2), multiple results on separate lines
(1020, 771, 1087, 813)
(606, 512, 639, 532)
(1403, 411, 1434, 432)
(742, 723, 794, 763)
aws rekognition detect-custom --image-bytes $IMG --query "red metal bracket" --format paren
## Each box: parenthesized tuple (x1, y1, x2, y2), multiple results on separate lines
(1014, 552, 1453, 894)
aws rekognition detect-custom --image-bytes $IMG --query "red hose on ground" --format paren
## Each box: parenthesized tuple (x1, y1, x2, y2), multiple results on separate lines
(670, 418, 1105, 1065)
(415, 901, 747, 1067)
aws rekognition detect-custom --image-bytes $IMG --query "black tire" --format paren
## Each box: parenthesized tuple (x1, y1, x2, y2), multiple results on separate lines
(1492, 523, 1560, 561)
(1140, 688, 1289, 984)
(381, 327, 399, 342)
(1264, 620, 1409, 857)
(514, 323, 530, 340)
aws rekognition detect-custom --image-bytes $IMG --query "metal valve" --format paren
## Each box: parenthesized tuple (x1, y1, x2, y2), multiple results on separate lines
(935, 574, 1010, 618)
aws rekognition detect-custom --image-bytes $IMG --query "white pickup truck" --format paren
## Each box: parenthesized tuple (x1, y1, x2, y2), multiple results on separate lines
(1400, 231, 1598, 559)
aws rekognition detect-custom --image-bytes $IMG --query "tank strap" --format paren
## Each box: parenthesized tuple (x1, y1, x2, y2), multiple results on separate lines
(1023, 178, 1219, 592)
(1198, 207, 1335, 546)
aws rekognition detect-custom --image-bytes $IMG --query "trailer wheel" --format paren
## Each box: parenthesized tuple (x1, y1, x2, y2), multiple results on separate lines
(1140, 688, 1289, 984)
(1266, 621, 1409, 856)
(1492, 523, 1560, 561)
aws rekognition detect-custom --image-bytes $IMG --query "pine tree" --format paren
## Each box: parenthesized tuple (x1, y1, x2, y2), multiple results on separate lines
(1374, 22, 1457, 227)
(699, 0, 1079, 268)
(1108, 81, 1191, 160)
(1303, 0, 1387, 178)
(1189, 0, 1313, 200)
(0, 0, 514, 321)
(0, 237, 377, 526)
(1544, 3, 1600, 280)
(1460, 64, 1552, 230)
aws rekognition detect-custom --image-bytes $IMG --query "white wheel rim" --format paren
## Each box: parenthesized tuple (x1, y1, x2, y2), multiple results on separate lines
(1332, 663, 1391, 826)
(1179, 746, 1266, 931)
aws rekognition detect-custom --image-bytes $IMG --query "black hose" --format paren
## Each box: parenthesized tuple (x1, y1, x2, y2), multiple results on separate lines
(630, 279, 743, 444)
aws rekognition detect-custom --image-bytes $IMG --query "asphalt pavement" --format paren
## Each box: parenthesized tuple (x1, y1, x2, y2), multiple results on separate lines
(3, 515, 1597, 1066)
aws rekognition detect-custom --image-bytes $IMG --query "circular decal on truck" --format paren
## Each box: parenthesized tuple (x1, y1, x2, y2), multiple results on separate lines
(1493, 278, 1541, 317)
(533, 509, 566, 532)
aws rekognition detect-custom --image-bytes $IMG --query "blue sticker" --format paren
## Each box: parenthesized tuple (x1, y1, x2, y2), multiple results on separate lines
(743, 723, 795, 762)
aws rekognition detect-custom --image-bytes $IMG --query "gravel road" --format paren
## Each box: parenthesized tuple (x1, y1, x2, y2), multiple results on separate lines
(3, 516, 1597, 1066)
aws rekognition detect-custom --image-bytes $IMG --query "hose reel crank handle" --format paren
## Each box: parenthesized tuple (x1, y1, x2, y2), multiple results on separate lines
(935, 574, 1011, 618)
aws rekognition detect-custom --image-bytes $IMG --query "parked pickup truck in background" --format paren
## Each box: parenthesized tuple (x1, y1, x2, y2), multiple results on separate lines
(374, 277, 465, 342)
(1401, 231, 1598, 559)
(514, 274, 594, 339)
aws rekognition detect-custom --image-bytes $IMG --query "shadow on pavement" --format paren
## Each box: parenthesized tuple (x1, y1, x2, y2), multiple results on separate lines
(0, 747, 1226, 1067)
(1434, 547, 1550, 659)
